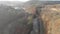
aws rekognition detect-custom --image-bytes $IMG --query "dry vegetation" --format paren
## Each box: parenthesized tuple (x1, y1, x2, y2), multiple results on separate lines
(41, 4, 60, 34)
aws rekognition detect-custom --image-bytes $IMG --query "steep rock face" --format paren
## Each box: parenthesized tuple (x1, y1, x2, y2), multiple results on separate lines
(0, 5, 30, 34)
(41, 4, 60, 34)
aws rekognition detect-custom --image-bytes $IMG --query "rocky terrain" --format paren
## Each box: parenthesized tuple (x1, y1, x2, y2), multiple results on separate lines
(41, 4, 60, 34)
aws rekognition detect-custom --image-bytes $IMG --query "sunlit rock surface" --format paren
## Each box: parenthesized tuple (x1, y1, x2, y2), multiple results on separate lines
(41, 4, 60, 34)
